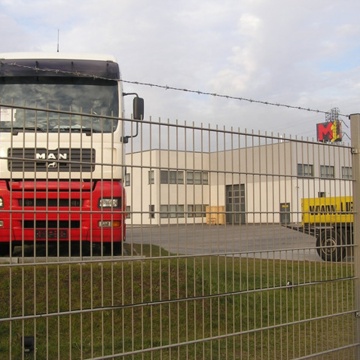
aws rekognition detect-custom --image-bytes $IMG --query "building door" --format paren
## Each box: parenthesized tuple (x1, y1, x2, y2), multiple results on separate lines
(226, 184, 246, 225)
(280, 202, 291, 224)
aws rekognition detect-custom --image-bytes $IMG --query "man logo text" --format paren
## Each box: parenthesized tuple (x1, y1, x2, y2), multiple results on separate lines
(36, 153, 68, 160)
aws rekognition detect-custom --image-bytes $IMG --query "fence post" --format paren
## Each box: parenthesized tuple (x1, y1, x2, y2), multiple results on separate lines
(350, 113, 360, 358)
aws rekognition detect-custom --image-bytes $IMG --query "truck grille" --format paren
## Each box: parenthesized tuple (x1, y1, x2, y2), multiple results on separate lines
(19, 199, 82, 207)
(23, 220, 81, 229)
(8, 148, 95, 172)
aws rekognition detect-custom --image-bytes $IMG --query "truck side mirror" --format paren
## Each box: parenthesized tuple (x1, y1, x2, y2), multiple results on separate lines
(133, 97, 144, 120)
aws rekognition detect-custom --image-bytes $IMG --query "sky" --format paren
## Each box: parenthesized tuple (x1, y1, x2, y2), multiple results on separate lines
(0, 0, 360, 141)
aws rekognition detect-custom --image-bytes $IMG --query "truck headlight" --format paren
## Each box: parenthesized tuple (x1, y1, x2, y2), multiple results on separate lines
(0, 197, 3, 208)
(98, 198, 121, 208)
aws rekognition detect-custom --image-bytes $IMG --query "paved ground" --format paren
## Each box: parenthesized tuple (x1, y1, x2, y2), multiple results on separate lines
(3, 224, 352, 263)
(126, 223, 320, 261)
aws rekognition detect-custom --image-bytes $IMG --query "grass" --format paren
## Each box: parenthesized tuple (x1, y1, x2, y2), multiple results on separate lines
(0, 245, 356, 359)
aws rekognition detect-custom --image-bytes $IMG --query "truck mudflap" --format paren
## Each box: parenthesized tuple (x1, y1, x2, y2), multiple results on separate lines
(285, 223, 351, 262)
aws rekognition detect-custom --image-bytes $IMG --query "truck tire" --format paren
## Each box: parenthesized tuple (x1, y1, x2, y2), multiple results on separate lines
(316, 229, 345, 262)
(0, 242, 11, 256)
(104, 242, 122, 256)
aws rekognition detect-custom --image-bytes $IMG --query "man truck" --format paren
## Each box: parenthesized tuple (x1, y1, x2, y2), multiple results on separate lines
(290, 196, 353, 262)
(0, 53, 143, 256)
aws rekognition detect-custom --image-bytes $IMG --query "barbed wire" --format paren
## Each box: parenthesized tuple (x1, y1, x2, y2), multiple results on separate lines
(3, 61, 351, 121)
(121, 79, 350, 120)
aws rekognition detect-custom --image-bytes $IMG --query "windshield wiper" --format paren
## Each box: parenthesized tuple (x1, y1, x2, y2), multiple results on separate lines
(51, 125, 102, 133)
(0, 126, 46, 135)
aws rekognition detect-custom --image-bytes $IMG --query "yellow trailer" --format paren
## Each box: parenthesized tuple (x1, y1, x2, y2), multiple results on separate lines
(290, 196, 353, 261)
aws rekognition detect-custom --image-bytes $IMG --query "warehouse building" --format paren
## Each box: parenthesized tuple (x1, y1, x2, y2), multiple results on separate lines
(124, 140, 352, 226)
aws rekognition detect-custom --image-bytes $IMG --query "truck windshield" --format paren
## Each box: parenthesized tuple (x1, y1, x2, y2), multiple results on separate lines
(0, 77, 119, 133)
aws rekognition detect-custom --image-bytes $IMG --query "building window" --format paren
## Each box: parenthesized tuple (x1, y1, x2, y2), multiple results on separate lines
(160, 204, 184, 218)
(160, 170, 184, 184)
(188, 204, 207, 217)
(318, 192, 326, 198)
(297, 164, 314, 177)
(342, 166, 352, 179)
(148, 170, 155, 184)
(320, 165, 334, 178)
(149, 205, 155, 218)
(125, 206, 131, 219)
(186, 171, 209, 185)
(125, 173, 130, 186)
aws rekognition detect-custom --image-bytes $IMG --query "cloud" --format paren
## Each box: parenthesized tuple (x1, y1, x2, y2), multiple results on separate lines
(0, 13, 33, 51)
(0, 0, 359, 137)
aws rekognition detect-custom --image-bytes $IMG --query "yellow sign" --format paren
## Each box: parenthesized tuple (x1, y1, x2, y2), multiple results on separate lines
(302, 196, 353, 224)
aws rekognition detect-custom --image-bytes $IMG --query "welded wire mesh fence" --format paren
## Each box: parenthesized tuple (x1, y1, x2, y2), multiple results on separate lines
(0, 104, 357, 359)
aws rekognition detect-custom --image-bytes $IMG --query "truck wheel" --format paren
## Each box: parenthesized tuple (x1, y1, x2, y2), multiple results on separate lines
(316, 229, 345, 262)
(104, 242, 122, 256)
(81, 242, 91, 256)
(72, 242, 91, 256)
(0, 242, 11, 256)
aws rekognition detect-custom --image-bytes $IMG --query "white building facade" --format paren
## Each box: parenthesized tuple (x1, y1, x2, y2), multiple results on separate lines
(125, 140, 352, 226)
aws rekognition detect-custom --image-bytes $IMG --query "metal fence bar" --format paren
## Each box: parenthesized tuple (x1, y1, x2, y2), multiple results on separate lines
(350, 113, 360, 359)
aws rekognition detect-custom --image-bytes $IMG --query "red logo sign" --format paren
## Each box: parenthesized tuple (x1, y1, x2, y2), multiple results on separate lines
(316, 120, 342, 142)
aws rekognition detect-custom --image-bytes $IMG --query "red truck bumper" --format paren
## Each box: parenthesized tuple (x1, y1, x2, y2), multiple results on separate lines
(0, 180, 126, 253)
